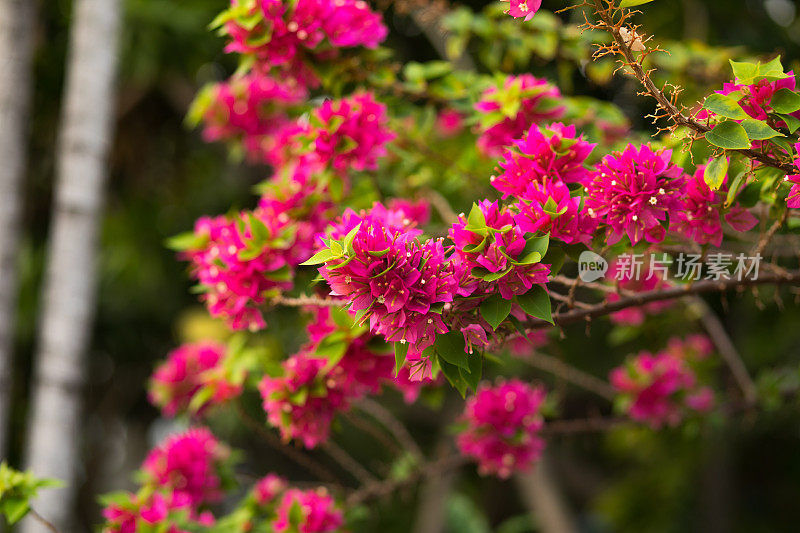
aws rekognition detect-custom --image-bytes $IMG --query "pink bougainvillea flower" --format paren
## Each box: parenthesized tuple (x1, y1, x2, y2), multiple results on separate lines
(475, 74, 565, 156)
(493, 123, 596, 198)
(507, 0, 542, 22)
(457, 379, 547, 478)
(450, 200, 551, 300)
(584, 144, 685, 245)
(785, 142, 800, 208)
(610, 337, 715, 428)
(141, 428, 228, 508)
(273, 488, 343, 533)
(148, 341, 240, 417)
(670, 162, 758, 245)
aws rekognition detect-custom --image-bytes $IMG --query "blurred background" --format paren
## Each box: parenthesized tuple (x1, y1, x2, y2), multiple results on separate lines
(3, 0, 800, 531)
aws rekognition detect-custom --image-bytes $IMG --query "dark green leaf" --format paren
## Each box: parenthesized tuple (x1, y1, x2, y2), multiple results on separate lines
(480, 294, 512, 330)
(770, 88, 800, 114)
(516, 286, 553, 324)
(705, 120, 751, 150)
(741, 119, 781, 140)
(435, 331, 469, 370)
(394, 342, 408, 375)
(702, 93, 748, 120)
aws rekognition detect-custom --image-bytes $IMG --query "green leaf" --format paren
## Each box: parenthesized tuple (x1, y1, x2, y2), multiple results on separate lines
(300, 248, 338, 266)
(779, 113, 800, 134)
(724, 171, 748, 208)
(702, 93, 749, 120)
(619, 0, 656, 7)
(342, 223, 361, 254)
(435, 331, 469, 370)
(479, 294, 512, 331)
(517, 234, 550, 265)
(459, 353, 482, 393)
(438, 358, 468, 398)
(729, 60, 759, 84)
(247, 213, 269, 243)
(516, 286, 553, 324)
(165, 231, 207, 252)
(394, 342, 408, 375)
(704, 155, 729, 191)
(705, 120, 751, 150)
(467, 203, 487, 229)
(770, 88, 800, 114)
(741, 119, 782, 140)
(3, 498, 29, 525)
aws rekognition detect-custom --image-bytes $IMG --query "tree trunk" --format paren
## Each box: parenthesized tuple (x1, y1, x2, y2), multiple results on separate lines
(0, 0, 37, 459)
(21, 0, 120, 531)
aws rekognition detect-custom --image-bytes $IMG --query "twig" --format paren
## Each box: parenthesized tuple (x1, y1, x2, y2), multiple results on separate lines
(357, 398, 424, 462)
(524, 270, 800, 331)
(753, 208, 789, 256)
(28, 508, 59, 533)
(588, 0, 795, 174)
(272, 294, 343, 308)
(346, 454, 467, 506)
(234, 402, 340, 484)
(541, 417, 627, 435)
(322, 441, 377, 485)
(689, 298, 758, 406)
(343, 412, 403, 456)
(520, 351, 616, 401)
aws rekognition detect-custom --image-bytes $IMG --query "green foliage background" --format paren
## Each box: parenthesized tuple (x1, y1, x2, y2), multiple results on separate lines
(7, 0, 800, 531)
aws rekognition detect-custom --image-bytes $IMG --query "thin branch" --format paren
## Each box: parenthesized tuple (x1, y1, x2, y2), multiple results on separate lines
(234, 402, 340, 484)
(588, 0, 795, 174)
(689, 298, 758, 405)
(28, 508, 59, 533)
(523, 270, 800, 331)
(357, 398, 425, 462)
(753, 208, 789, 256)
(343, 412, 403, 456)
(519, 350, 616, 401)
(272, 294, 343, 308)
(541, 417, 627, 435)
(322, 441, 378, 485)
(346, 454, 467, 507)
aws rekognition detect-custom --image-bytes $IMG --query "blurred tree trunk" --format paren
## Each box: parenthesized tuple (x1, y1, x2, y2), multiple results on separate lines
(0, 0, 37, 459)
(21, 0, 120, 530)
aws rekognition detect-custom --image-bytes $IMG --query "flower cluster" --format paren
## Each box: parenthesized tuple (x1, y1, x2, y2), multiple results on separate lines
(670, 163, 758, 246)
(320, 207, 458, 365)
(274, 488, 344, 533)
(181, 208, 293, 331)
(786, 142, 800, 208)
(584, 144, 685, 245)
(305, 91, 395, 172)
(610, 336, 715, 428)
(457, 379, 547, 478)
(493, 123, 596, 196)
(141, 428, 229, 507)
(450, 200, 551, 300)
(102, 491, 214, 533)
(259, 306, 430, 448)
(475, 74, 565, 156)
(222, 0, 387, 87)
(699, 71, 800, 126)
(252, 474, 288, 507)
(148, 342, 241, 417)
(180, 165, 336, 331)
(196, 71, 307, 161)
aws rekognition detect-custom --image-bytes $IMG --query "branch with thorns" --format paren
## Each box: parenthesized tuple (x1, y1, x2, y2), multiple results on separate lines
(570, 0, 795, 174)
